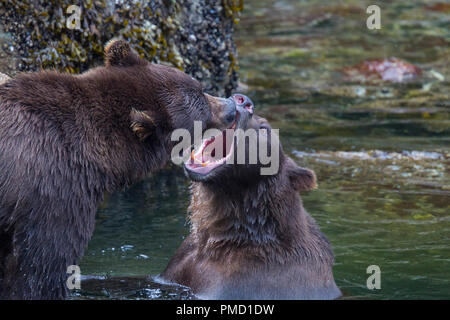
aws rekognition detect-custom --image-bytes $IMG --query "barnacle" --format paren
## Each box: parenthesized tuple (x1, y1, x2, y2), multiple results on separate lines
(0, 0, 184, 72)
(0, 0, 240, 96)
(222, 0, 244, 24)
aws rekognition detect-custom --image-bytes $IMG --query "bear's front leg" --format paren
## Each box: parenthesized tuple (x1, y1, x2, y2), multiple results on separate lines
(0, 205, 96, 300)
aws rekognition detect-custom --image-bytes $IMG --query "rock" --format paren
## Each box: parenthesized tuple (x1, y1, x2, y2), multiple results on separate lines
(0, 0, 243, 96)
(425, 3, 450, 12)
(0, 24, 17, 76)
(341, 58, 422, 83)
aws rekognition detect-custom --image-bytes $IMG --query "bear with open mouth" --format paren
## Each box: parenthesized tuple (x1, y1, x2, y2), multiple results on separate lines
(161, 96, 341, 300)
(0, 40, 243, 300)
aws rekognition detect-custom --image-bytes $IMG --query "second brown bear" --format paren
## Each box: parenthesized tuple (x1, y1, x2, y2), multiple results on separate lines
(161, 100, 341, 300)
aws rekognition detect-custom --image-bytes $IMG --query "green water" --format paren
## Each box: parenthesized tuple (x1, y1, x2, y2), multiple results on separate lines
(76, 0, 449, 299)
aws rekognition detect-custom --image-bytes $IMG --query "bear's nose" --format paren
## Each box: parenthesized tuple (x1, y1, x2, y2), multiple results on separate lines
(224, 97, 237, 124)
(232, 94, 254, 115)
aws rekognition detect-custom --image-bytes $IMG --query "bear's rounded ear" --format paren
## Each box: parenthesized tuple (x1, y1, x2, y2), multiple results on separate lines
(287, 159, 317, 191)
(130, 109, 157, 141)
(105, 39, 143, 67)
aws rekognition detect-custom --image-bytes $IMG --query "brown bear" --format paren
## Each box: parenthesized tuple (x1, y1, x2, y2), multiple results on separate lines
(0, 40, 240, 300)
(161, 97, 341, 299)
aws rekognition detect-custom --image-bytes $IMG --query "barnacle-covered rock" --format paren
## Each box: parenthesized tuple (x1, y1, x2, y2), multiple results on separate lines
(0, 0, 243, 96)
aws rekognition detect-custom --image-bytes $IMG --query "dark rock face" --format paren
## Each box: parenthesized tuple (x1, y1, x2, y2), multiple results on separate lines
(0, 24, 16, 76)
(176, 1, 240, 96)
(0, 0, 241, 96)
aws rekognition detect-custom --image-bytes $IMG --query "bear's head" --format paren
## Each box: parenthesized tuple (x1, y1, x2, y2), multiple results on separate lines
(104, 39, 238, 142)
(184, 95, 317, 192)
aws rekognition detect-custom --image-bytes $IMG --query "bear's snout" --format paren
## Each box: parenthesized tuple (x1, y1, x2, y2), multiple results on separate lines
(232, 93, 254, 115)
(205, 93, 237, 130)
(223, 97, 237, 124)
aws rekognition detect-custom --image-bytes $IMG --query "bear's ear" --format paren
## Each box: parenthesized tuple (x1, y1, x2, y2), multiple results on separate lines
(104, 39, 143, 67)
(130, 109, 157, 141)
(287, 160, 317, 191)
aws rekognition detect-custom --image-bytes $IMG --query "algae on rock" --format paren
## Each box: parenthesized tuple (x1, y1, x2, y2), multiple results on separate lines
(0, 0, 243, 96)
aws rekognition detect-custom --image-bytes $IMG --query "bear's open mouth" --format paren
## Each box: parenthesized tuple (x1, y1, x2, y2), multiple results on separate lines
(185, 112, 240, 176)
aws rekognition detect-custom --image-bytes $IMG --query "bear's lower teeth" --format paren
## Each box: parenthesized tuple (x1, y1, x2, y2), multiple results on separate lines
(189, 119, 238, 169)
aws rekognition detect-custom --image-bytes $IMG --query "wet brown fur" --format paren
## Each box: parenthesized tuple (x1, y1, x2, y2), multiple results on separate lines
(0, 40, 233, 299)
(162, 118, 341, 300)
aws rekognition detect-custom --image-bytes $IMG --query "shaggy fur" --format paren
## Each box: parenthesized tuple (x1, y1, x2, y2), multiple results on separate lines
(162, 115, 341, 300)
(0, 40, 236, 299)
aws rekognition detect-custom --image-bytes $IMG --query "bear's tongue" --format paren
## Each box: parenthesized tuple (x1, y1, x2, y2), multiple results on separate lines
(186, 112, 239, 173)
(190, 131, 230, 166)
(186, 128, 236, 174)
